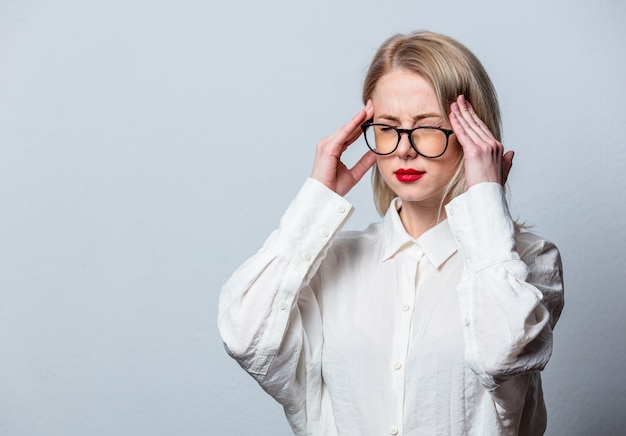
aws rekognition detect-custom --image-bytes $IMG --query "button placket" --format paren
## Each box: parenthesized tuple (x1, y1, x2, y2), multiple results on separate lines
(389, 244, 423, 436)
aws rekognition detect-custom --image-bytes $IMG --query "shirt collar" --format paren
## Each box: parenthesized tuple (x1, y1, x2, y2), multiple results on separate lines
(381, 197, 458, 269)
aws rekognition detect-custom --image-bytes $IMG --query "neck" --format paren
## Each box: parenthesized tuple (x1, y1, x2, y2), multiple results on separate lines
(398, 201, 446, 239)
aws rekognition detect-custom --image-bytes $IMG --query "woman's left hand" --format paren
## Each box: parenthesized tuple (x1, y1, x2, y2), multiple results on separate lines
(449, 95, 514, 188)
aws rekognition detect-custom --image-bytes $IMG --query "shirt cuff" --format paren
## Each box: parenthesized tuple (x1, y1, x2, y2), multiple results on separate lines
(445, 183, 518, 271)
(266, 178, 354, 272)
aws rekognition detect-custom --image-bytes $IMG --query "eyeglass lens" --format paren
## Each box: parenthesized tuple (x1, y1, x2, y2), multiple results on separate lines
(364, 125, 447, 157)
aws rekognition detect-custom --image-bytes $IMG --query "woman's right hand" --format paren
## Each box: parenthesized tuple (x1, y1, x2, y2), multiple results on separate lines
(310, 101, 377, 196)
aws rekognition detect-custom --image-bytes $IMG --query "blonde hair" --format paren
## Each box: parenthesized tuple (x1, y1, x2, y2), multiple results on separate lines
(362, 31, 502, 216)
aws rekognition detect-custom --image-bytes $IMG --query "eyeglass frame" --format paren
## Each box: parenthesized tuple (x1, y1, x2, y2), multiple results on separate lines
(360, 120, 454, 158)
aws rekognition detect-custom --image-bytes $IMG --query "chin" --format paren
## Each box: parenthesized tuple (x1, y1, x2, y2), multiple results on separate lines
(388, 183, 444, 207)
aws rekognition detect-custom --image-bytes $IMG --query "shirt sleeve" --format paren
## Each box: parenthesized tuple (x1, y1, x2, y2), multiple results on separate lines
(217, 178, 353, 433)
(445, 183, 564, 405)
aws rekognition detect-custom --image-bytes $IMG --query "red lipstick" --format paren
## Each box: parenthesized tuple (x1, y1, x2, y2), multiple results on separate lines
(395, 168, 425, 183)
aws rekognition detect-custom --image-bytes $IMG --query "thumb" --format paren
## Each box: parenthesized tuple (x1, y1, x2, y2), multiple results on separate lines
(501, 150, 514, 185)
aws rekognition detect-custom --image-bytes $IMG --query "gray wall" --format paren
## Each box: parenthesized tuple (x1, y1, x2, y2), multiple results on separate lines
(1, 0, 624, 434)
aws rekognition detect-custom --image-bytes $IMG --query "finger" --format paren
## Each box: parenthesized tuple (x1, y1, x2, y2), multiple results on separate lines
(349, 150, 377, 182)
(326, 109, 370, 155)
(340, 103, 375, 149)
(337, 129, 364, 156)
(452, 105, 504, 162)
(454, 98, 499, 152)
(332, 107, 369, 143)
(450, 109, 483, 149)
(501, 150, 514, 185)
(458, 96, 494, 141)
(344, 124, 365, 147)
(453, 103, 489, 147)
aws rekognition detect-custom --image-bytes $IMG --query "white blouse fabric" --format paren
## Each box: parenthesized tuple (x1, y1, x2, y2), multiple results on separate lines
(218, 178, 564, 436)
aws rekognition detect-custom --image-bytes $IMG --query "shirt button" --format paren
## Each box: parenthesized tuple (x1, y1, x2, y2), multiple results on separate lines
(278, 301, 288, 310)
(337, 205, 346, 213)
(402, 304, 410, 312)
(319, 228, 329, 238)
(301, 252, 311, 261)
(464, 317, 470, 326)
(390, 425, 399, 435)
(393, 361, 402, 370)
(456, 232, 462, 242)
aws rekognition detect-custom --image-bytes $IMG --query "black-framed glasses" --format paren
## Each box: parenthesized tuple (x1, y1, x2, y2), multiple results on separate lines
(361, 121, 454, 158)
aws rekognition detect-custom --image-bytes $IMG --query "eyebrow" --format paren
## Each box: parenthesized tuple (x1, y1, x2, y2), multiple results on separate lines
(377, 113, 444, 123)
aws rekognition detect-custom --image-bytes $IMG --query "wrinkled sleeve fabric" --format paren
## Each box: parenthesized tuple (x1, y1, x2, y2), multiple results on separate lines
(445, 183, 564, 415)
(217, 178, 352, 434)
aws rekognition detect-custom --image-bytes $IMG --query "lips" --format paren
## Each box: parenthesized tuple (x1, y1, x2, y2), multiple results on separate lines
(395, 168, 425, 183)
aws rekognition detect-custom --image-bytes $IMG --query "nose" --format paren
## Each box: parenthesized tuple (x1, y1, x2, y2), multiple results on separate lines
(395, 131, 417, 159)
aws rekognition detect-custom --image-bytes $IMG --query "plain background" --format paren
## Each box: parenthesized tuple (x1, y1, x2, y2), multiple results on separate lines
(1, 0, 625, 435)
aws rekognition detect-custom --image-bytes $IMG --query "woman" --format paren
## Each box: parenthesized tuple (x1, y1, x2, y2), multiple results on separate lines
(218, 31, 564, 435)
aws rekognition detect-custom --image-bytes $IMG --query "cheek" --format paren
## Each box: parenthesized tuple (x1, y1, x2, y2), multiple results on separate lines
(431, 146, 463, 183)
(374, 158, 395, 188)
(443, 140, 463, 172)
(375, 157, 392, 178)
(448, 136, 463, 157)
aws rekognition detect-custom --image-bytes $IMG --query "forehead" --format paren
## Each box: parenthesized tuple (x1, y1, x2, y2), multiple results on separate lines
(370, 69, 441, 116)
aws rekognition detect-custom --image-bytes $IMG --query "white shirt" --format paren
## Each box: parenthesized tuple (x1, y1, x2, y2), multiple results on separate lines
(218, 178, 564, 436)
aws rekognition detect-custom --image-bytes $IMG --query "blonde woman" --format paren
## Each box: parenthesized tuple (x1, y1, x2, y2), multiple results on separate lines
(218, 31, 564, 436)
